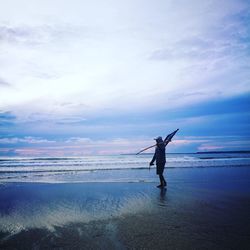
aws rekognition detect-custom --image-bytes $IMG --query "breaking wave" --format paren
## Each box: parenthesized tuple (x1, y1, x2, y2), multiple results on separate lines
(0, 153, 249, 183)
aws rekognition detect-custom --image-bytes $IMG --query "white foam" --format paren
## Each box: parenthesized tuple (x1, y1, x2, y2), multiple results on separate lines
(0, 193, 154, 235)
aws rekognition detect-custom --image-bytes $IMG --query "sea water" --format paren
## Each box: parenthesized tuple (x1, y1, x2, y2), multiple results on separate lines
(0, 152, 250, 183)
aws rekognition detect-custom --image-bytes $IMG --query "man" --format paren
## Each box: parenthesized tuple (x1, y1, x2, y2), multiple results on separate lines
(149, 136, 167, 188)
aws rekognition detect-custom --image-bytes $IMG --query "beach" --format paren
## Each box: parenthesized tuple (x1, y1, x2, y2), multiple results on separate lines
(1, 0, 250, 248)
(1, 164, 250, 250)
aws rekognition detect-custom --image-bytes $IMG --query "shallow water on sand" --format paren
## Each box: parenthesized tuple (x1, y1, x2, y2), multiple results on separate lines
(0, 167, 250, 249)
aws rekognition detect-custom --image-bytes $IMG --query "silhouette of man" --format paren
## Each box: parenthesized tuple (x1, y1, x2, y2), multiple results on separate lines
(149, 136, 167, 188)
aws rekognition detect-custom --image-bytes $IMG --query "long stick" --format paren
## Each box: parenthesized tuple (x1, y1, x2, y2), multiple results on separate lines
(136, 144, 156, 155)
(136, 129, 179, 155)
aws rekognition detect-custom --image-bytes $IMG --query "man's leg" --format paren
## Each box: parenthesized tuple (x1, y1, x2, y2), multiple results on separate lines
(157, 164, 166, 188)
(159, 174, 167, 186)
(158, 174, 164, 187)
(162, 174, 167, 186)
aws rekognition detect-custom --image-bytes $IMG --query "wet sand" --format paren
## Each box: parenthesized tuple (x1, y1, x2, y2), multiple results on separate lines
(0, 167, 250, 249)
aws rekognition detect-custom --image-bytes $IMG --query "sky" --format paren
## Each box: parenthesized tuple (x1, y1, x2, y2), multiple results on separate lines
(0, 0, 250, 156)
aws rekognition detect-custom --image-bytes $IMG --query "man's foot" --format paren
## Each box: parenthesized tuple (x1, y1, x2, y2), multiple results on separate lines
(163, 181, 167, 186)
(157, 184, 163, 188)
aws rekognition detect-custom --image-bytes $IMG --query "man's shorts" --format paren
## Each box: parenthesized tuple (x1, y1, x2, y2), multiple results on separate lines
(156, 163, 165, 175)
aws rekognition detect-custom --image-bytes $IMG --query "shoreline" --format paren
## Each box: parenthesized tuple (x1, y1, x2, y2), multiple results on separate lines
(1, 165, 250, 184)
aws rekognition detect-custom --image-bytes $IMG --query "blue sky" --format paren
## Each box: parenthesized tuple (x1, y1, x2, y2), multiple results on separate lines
(0, 0, 250, 156)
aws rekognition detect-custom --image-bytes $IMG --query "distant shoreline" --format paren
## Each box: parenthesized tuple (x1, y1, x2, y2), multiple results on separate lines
(196, 150, 250, 154)
(123, 150, 250, 155)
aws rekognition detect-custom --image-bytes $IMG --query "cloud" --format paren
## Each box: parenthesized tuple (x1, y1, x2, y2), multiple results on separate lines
(0, 111, 15, 119)
(0, 24, 90, 46)
(0, 136, 154, 156)
(0, 111, 16, 126)
(0, 148, 17, 157)
(0, 25, 38, 45)
(192, 134, 250, 151)
(198, 145, 225, 151)
(0, 77, 11, 87)
(65, 137, 91, 144)
(0, 136, 56, 144)
(0, 134, 249, 157)
(0, 0, 249, 118)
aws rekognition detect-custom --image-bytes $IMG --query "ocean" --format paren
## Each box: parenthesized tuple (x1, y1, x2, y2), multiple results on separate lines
(1, 152, 250, 183)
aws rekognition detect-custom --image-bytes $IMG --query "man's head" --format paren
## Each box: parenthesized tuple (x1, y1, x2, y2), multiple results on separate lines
(154, 136, 163, 144)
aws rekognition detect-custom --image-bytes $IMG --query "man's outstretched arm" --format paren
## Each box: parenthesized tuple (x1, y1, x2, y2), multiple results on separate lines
(164, 139, 171, 146)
